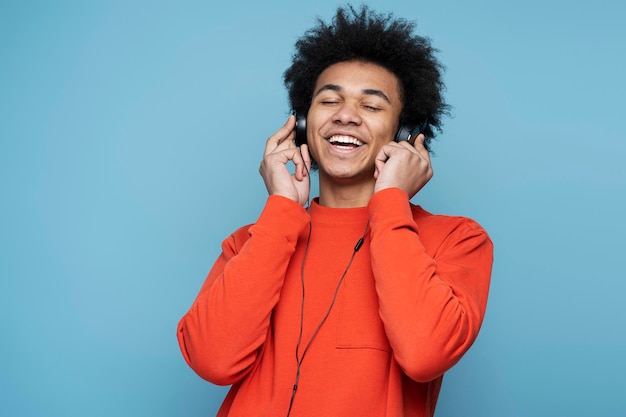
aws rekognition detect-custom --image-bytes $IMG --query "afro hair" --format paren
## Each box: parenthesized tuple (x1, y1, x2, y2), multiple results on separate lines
(283, 4, 450, 150)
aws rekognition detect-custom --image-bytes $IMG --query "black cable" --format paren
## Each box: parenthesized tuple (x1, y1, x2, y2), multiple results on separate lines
(285, 220, 370, 417)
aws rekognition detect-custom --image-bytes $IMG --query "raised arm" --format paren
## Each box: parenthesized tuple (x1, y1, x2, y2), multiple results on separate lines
(368, 188, 493, 382)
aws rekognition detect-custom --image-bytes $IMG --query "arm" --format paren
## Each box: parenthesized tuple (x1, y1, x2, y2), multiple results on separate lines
(178, 116, 312, 384)
(368, 188, 493, 382)
(177, 196, 309, 385)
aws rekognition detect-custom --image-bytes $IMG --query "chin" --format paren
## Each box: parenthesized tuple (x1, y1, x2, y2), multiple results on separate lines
(321, 165, 374, 182)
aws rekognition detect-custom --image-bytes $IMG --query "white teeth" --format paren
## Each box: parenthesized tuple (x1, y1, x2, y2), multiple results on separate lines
(329, 135, 363, 146)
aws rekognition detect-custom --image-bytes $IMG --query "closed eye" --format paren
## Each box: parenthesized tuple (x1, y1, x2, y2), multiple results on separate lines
(362, 104, 381, 111)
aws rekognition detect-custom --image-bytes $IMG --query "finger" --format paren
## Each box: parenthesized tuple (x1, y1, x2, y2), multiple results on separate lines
(293, 144, 311, 181)
(264, 115, 296, 155)
(372, 143, 393, 179)
(301, 144, 312, 176)
(374, 142, 393, 163)
(373, 159, 384, 179)
(411, 134, 430, 155)
(412, 134, 434, 178)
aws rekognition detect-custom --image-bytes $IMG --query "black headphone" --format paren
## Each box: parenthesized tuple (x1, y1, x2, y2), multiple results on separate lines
(294, 113, 427, 146)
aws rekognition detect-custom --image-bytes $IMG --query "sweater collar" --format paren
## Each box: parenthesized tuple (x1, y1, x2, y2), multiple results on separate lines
(308, 198, 369, 225)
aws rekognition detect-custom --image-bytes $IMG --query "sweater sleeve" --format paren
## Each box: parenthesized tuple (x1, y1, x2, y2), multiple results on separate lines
(368, 188, 493, 383)
(177, 196, 310, 385)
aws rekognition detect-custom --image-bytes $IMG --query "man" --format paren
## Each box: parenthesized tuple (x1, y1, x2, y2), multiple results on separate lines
(177, 5, 493, 417)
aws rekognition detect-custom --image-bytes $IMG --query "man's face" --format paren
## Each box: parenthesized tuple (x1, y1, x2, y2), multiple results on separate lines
(306, 60, 403, 184)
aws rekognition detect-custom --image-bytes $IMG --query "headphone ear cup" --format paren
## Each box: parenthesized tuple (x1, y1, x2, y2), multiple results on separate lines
(394, 120, 428, 142)
(394, 124, 414, 142)
(295, 114, 307, 146)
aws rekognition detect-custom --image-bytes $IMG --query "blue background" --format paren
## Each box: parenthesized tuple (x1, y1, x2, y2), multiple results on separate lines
(1, 1, 625, 416)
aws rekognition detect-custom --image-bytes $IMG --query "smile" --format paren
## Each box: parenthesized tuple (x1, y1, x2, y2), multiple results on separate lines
(328, 135, 364, 148)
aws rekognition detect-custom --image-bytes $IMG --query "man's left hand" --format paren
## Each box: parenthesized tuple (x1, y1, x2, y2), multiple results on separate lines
(373, 134, 433, 198)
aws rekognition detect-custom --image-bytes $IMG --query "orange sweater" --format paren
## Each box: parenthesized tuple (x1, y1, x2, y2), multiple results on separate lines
(177, 188, 493, 417)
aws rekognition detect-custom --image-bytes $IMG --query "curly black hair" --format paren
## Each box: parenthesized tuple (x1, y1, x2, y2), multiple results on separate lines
(283, 4, 450, 151)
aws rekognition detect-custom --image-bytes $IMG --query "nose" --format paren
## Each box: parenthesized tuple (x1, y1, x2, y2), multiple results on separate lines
(332, 102, 362, 126)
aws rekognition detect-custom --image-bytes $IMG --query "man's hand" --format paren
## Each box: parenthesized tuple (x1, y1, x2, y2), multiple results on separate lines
(259, 115, 312, 206)
(373, 134, 433, 198)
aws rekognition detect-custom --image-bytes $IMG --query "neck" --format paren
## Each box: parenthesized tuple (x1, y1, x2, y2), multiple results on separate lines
(317, 176, 375, 208)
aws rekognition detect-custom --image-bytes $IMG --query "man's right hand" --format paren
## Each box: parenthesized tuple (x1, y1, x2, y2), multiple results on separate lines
(259, 115, 312, 206)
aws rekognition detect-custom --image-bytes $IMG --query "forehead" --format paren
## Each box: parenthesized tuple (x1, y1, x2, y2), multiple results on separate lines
(314, 61, 402, 104)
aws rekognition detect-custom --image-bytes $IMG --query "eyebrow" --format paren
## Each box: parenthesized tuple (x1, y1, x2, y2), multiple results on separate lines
(314, 84, 391, 104)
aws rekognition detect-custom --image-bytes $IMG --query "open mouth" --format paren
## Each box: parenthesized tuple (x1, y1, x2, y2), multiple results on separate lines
(328, 135, 364, 149)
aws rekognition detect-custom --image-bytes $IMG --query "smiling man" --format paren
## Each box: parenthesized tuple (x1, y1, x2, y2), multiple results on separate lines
(177, 5, 493, 417)
(307, 61, 405, 205)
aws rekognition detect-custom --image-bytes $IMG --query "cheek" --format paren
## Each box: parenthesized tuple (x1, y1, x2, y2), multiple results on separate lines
(304, 130, 321, 161)
(372, 122, 397, 146)
(305, 113, 325, 153)
(307, 142, 320, 162)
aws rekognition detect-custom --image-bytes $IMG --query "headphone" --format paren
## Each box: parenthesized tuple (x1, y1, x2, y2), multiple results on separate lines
(294, 113, 427, 146)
